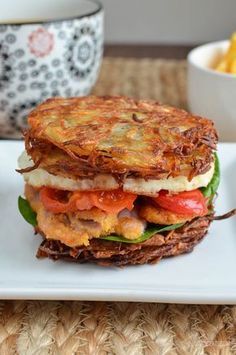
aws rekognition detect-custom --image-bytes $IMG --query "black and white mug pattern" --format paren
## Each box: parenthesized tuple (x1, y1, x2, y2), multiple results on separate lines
(0, 10, 104, 138)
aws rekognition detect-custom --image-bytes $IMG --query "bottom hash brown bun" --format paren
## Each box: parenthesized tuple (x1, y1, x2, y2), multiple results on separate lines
(37, 215, 212, 266)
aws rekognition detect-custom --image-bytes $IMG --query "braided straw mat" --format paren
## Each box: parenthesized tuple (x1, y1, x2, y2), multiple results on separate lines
(1, 58, 235, 355)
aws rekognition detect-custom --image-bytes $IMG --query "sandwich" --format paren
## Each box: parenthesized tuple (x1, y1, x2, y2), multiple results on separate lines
(17, 95, 221, 266)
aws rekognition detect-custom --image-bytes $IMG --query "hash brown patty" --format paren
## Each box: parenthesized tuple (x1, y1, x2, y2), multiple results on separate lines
(37, 215, 212, 266)
(25, 96, 217, 181)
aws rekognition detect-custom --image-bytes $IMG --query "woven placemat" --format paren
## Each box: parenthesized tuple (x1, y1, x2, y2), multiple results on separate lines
(92, 57, 187, 109)
(1, 58, 235, 355)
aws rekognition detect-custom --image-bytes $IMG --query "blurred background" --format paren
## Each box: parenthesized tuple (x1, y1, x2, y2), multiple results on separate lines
(101, 0, 236, 57)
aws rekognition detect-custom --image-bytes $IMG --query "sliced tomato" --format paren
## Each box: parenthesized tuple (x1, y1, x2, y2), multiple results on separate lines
(40, 187, 137, 214)
(39, 187, 93, 213)
(153, 189, 208, 216)
(40, 187, 70, 213)
(90, 189, 137, 214)
(73, 192, 94, 211)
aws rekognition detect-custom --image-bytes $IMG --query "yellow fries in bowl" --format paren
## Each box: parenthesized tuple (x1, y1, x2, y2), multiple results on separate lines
(215, 33, 236, 74)
(188, 39, 236, 141)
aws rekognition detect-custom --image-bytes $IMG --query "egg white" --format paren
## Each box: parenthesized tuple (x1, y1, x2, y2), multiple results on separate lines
(18, 151, 214, 195)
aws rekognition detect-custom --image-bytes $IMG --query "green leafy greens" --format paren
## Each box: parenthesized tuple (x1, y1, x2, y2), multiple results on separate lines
(18, 196, 37, 227)
(201, 153, 220, 200)
(100, 223, 184, 244)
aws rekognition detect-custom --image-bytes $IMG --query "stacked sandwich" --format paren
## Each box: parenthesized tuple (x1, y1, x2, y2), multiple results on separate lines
(18, 96, 220, 266)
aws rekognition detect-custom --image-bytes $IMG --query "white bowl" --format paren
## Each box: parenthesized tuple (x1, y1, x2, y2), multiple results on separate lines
(187, 40, 236, 142)
(0, 0, 104, 138)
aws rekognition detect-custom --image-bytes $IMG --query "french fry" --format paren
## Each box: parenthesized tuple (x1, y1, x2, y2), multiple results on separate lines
(229, 58, 236, 74)
(215, 60, 228, 72)
(215, 32, 236, 73)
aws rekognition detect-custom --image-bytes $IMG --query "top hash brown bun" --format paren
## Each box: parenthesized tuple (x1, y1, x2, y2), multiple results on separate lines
(24, 96, 218, 183)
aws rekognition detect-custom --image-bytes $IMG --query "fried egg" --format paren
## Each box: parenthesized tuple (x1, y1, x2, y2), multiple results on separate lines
(18, 150, 214, 195)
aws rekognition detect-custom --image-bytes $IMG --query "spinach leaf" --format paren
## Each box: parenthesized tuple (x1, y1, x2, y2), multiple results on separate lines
(18, 196, 37, 227)
(201, 153, 220, 199)
(100, 222, 184, 244)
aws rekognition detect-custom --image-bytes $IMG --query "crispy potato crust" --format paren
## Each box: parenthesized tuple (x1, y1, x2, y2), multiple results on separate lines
(25, 96, 218, 180)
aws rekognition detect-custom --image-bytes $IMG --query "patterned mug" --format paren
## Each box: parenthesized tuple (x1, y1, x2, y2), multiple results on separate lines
(0, 0, 104, 138)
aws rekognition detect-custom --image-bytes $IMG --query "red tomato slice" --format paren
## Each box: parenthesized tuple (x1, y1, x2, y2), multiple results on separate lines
(39, 187, 93, 213)
(39, 187, 137, 214)
(40, 187, 71, 213)
(153, 189, 208, 216)
(90, 189, 137, 214)
(73, 192, 94, 211)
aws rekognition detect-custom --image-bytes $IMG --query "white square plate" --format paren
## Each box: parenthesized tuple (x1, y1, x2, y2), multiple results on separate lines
(0, 141, 235, 304)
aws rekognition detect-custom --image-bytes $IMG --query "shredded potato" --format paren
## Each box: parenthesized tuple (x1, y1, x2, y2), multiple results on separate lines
(24, 96, 217, 182)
